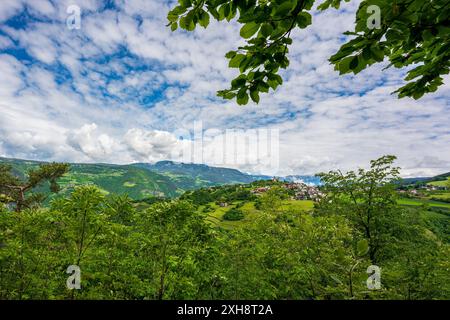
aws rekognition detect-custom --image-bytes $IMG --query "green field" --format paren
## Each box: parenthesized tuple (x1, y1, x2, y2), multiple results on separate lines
(429, 192, 450, 200)
(398, 197, 450, 209)
(203, 200, 314, 229)
(428, 177, 450, 187)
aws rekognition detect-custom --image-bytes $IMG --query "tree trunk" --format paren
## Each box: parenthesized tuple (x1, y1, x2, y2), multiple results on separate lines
(15, 188, 25, 212)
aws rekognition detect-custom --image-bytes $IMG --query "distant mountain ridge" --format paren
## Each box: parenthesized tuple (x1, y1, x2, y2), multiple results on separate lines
(0, 157, 276, 199)
(0, 157, 181, 198)
(399, 172, 450, 186)
(1, 157, 448, 199)
(133, 160, 271, 189)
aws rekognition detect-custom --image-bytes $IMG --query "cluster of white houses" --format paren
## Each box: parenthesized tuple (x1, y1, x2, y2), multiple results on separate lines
(251, 182, 324, 201)
(398, 184, 447, 197)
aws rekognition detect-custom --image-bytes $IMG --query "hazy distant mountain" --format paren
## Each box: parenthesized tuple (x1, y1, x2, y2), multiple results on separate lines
(399, 172, 450, 186)
(133, 161, 271, 189)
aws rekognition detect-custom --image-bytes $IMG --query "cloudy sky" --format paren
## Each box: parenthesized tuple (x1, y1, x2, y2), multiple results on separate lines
(0, 0, 449, 177)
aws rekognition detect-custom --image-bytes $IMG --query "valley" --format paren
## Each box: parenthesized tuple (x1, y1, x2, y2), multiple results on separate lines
(1, 156, 449, 299)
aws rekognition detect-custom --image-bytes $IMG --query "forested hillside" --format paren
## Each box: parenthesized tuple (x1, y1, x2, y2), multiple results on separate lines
(0, 158, 273, 199)
(0, 157, 181, 198)
(134, 161, 270, 189)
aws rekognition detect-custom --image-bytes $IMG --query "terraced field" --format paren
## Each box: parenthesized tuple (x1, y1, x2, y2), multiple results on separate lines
(203, 200, 314, 229)
(398, 198, 450, 212)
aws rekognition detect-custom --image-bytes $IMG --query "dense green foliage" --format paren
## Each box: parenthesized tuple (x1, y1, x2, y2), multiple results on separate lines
(181, 184, 257, 206)
(223, 207, 245, 220)
(0, 156, 449, 299)
(168, 0, 450, 104)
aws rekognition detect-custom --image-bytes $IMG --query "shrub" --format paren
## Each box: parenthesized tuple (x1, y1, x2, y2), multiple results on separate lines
(202, 204, 214, 213)
(223, 208, 244, 221)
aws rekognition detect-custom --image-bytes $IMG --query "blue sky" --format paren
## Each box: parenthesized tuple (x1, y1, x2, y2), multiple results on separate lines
(0, 0, 449, 176)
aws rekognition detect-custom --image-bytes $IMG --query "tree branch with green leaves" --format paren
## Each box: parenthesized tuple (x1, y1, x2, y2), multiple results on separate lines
(0, 162, 69, 212)
(167, 0, 450, 104)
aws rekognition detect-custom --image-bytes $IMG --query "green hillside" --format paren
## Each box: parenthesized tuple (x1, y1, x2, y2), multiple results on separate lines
(201, 200, 315, 230)
(133, 161, 270, 189)
(0, 157, 181, 199)
(400, 172, 450, 187)
(0, 157, 272, 200)
(428, 177, 450, 187)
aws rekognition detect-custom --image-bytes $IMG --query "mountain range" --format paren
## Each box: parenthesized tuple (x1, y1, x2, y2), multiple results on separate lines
(0, 157, 276, 199)
(1, 157, 447, 200)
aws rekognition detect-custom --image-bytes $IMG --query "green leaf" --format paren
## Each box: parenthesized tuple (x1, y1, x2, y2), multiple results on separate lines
(170, 22, 178, 32)
(267, 73, 283, 85)
(296, 12, 312, 29)
(349, 55, 359, 70)
(260, 23, 274, 38)
(180, 14, 195, 31)
(370, 46, 384, 62)
(167, 12, 179, 23)
(218, 90, 236, 100)
(336, 248, 346, 263)
(329, 46, 355, 63)
(179, 0, 191, 8)
(199, 11, 210, 28)
(217, 90, 232, 99)
(250, 89, 260, 104)
(226, 4, 237, 21)
(258, 81, 270, 93)
(385, 29, 402, 42)
(223, 3, 230, 19)
(356, 239, 369, 256)
(267, 79, 279, 90)
(218, 4, 227, 21)
(274, 1, 295, 17)
(231, 76, 246, 89)
(337, 56, 353, 74)
(362, 47, 372, 61)
(229, 54, 245, 68)
(225, 51, 237, 59)
(240, 22, 260, 39)
(239, 56, 252, 72)
(422, 29, 433, 42)
(237, 88, 249, 105)
(208, 6, 220, 20)
(413, 90, 425, 100)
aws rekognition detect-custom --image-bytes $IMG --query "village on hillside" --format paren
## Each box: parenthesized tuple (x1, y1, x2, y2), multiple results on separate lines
(250, 181, 325, 201)
(398, 183, 448, 198)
